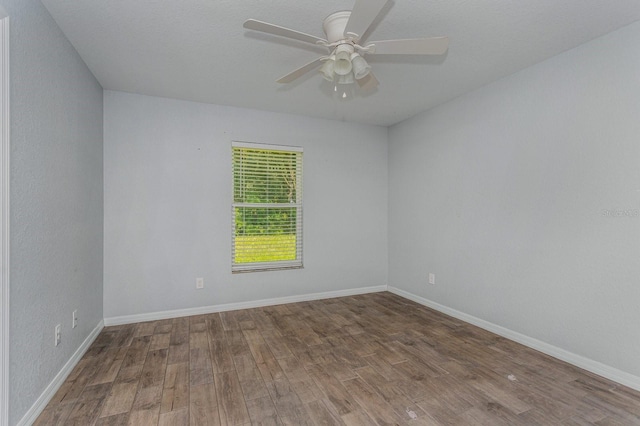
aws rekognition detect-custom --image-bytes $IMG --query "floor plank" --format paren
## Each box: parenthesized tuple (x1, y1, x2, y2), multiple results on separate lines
(215, 371, 251, 425)
(190, 383, 220, 426)
(160, 362, 189, 414)
(100, 382, 138, 418)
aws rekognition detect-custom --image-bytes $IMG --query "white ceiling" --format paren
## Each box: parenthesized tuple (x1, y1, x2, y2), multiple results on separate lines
(41, 0, 640, 126)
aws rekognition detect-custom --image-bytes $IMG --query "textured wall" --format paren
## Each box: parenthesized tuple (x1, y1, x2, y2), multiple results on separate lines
(103, 91, 388, 319)
(389, 21, 640, 377)
(5, 0, 104, 423)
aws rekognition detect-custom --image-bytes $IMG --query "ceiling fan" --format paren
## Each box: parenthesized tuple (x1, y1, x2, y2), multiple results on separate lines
(243, 0, 449, 91)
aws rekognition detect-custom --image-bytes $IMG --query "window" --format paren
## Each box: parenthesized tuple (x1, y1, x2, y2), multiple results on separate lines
(232, 142, 303, 272)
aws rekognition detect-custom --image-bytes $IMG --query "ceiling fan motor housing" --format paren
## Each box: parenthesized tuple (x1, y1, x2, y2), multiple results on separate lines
(323, 11, 352, 43)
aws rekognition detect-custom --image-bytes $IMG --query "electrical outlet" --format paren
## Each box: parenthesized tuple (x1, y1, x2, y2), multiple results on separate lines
(196, 277, 204, 289)
(428, 273, 436, 285)
(54, 324, 61, 346)
(72, 310, 78, 329)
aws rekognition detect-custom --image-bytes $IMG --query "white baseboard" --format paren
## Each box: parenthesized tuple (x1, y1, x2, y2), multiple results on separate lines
(388, 286, 640, 392)
(104, 285, 388, 326)
(17, 320, 104, 426)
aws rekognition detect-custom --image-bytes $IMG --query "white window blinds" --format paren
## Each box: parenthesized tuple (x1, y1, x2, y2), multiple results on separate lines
(232, 142, 303, 272)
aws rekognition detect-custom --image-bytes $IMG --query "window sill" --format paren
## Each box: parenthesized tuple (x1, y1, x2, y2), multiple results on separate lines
(232, 265, 304, 274)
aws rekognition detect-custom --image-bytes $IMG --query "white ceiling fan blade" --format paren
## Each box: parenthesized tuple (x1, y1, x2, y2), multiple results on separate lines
(244, 19, 327, 46)
(344, 0, 388, 41)
(369, 37, 449, 55)
(357, 72, 379, 91)
(276, 58, 325, 83)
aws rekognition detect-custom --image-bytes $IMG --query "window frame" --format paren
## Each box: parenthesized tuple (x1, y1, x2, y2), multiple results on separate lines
(0, 11, 8, 426)
(231, 141, 303, 273)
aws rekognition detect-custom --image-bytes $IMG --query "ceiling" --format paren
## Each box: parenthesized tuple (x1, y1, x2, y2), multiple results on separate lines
(41, 0, 640, 126)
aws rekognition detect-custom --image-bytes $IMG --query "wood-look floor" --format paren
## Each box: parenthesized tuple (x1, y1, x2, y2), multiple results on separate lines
(35, 292, 640, 425)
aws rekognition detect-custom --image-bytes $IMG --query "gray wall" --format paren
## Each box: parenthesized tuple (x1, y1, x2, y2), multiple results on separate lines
(4, 0, 104, 423)
(103, 91, 388, 319)
(389, 21, 640, 377)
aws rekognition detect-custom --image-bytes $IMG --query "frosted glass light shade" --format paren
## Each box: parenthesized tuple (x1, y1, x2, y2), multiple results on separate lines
(334, 44, 354, 76)
(351, 53, 371, 80)
(334, 56, 352, 76)
(319, 58, 335, 81)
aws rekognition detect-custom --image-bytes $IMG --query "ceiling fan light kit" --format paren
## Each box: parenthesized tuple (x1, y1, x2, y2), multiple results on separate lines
(243, 0, 449, 94)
